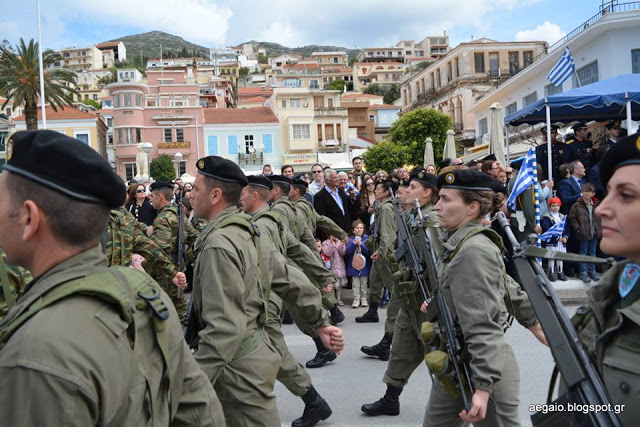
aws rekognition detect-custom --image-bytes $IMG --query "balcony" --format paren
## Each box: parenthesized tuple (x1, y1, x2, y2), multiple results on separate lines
(454, 123, 464, 132)
(314, 107, 348, 117)
(318, 139, 342, 151)
(239, 151, 263, 166)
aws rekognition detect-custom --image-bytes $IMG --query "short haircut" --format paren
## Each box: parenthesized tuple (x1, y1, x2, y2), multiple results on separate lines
(153, 187, 174, 202)
(559, 163, 570, 177)
(281, 164, 294, 174)
(6, 173, 111, 248)
(272, 181, 291, 195)
(263, 164, 272, 169)
(292, 183, 307, 196)
(311, 163, 323, 171)
(337, 171, 348, 179)
(202, 175, 243, 204)
(323, 169, 336, 182)
(568, 161, 582, 175)
(352, 156, 362, 164)
(248, 185, 271, 201)
(582, 183, 596, 193)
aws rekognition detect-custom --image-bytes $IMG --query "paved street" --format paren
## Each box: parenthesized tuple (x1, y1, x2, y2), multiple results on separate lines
(275, 289, 570, 427)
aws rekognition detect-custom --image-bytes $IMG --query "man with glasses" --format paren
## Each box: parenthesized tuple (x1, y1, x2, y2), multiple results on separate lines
(309, 163, 325, 196)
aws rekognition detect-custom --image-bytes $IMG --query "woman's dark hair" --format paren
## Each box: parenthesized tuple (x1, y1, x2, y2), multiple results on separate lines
(125, 183, 144, 206)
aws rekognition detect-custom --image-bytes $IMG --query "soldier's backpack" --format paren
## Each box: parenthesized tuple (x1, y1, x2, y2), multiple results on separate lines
(0, 267, 178, 426)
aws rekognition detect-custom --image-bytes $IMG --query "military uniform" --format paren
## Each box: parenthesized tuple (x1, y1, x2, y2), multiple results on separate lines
(0, 130, 223, 426)
(192, 205, 330, 426)
(294, 197, 348, 241)
(271, 196, 317, 251)
(536, 140, 565, 182)
(0, 249, 32, 321)
(150, 204, 199, 321)
(563, 138, 595, 170)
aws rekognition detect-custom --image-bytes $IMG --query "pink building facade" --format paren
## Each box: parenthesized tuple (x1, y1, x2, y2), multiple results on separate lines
(108, 70, 205, 181)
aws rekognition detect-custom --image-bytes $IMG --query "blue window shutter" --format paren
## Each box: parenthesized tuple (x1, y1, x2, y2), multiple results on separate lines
(207, 135, 218, 155)
(228, 135, 238, 154)
(262, 134, 273, 154)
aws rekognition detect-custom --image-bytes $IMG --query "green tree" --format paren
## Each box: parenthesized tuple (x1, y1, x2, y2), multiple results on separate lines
(150, 154, 177, 182)
(363, 83, 400, 104)
(362, 140, 412, 173)
(239, 67, 250, 77)
(348, 57, 357, 67)
(384, 83, 400, 105)
(388, 108, 453, 165)
(0, 38, 78, 130)
(81, 99, 101, 109)
(363, 83, 384, 96)
(327, 79, 346, 91)
(179, 47, 189, 58)
(257, 53, 268, 64)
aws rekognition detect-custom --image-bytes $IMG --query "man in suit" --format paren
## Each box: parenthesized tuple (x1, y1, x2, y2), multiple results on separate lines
(557, 161, 587, 215)
(314, 169, 351, 235)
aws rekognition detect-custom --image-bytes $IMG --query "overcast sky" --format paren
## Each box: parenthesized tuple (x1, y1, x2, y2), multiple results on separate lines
(3, 0, 607, 51)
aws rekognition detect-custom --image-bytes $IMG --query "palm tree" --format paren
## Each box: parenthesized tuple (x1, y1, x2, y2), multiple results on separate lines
(0, 38, 78, 130)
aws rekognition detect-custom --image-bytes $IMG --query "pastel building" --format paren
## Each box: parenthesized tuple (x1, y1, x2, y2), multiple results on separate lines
(203, 107, 281, 172)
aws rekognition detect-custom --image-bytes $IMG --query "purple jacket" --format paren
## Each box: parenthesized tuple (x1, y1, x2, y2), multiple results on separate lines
(345, 235, 372, 277)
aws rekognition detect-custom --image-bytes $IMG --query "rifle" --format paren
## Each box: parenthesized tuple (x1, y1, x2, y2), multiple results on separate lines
(390, 192, 474, 411)
(176, 190, 185, 300)
(495, 211, 621, 427)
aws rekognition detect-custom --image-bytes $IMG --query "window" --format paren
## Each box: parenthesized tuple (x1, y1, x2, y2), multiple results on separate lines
(0, 132, 7, 151)
(523, 51, 534, 67)
(177, 161, 186, 176)
(123, 93, 131, 107)
(474, 52, 485, 73)
(106, 117, 113, 127)
(574, 61, 598, 87)
(175, 128, 184, 142)
(545, 83, 562, 96)
(479, 118, 488, 136)
(523, 91, 538, 107)
(292, 124, 310, 139)
(333, 57, 338, 64)
(164, 128, 172, 143)
(508, 52, 520, 74)
(505, 102, 517, 117)
(310, 80, 319, 89)
(114, 94, 120, 108)
(289, 98, 301, 108)
(75, 133, 89, 145)
(107, 132, 113, 145)
(633, 49, 640, 73)
(281, 100, 287, 108)
(135, 94, 142, 107)
(124, 163, 136, 181)
(93, 94, 98, 101)
(244, 134, 254, 154)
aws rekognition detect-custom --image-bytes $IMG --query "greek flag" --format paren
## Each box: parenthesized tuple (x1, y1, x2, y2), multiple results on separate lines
(508, 148, 536, 211)
(540, 216, 566, 242)
(547, 47, 575, 87)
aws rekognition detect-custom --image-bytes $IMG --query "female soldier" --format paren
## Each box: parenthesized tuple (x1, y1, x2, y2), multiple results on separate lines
(423, 169, 544, 426)
(573, 132, 640, 426)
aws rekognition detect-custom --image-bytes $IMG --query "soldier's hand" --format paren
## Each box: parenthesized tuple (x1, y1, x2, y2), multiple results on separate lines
(528, 323, 549, 346)
(342, 235, 349, 244)
(172, 272, 187, 289)
(420, 301, 428, 314)
(316, 326, 344, 355)
(459, 389, 489, 423)
(534, 225, 542, 235)
(371, 252, 379, 260)
(146, 225, 154, 237)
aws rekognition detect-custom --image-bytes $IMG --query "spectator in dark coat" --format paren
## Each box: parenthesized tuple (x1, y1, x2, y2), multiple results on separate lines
(345, 220, 372, 308)
(563, 122, 595, 170)
(125, 183, 157, 226)
(557, 161, 587, 215)
(568, 183, 602, 283)
(587, 145, 611, 200)
(314, 169, 352, 234)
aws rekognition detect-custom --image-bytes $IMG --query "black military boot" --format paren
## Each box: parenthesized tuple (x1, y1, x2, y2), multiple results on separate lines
(329, 305, 345, 325)
(361, 332, 392, 361)
(355, 301, 379, 323)
(306, 337, 337, 368)
(361, 384, 402, 416)
(292, 385, 332, 427)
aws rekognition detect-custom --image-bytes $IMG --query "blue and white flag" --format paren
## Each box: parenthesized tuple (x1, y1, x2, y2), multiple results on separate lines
(540, 216, 566, 242)
(508, 148, 536, 211)
(547, 47, 575, 88)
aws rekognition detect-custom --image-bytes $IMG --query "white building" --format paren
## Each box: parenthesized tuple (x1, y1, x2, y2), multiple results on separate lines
(469, 5, 640, 143)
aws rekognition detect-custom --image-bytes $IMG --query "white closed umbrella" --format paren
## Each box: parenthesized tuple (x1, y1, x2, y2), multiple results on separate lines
(423, 137, 435, 168)
(489, 102, 506, 165)
(442, 129, 457, 161)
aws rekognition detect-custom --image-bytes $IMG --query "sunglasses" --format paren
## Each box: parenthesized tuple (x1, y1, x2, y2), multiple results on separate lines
(136, 189, 146, 193)
(312, 170, 322, 174)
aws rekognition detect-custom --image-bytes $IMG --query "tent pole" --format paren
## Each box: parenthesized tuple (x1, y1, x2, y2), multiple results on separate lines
(626, 99, 633, 133)
(505, 125, 510, 164)
(545, 104, 552, 182)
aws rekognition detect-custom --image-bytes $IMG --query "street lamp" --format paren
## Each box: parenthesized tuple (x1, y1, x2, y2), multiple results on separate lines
(141, 142, 153, 180)
(174, 152, 183, 180)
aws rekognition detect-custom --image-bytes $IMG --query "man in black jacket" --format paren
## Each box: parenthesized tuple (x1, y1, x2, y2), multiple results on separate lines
(314, 169, 351, 235)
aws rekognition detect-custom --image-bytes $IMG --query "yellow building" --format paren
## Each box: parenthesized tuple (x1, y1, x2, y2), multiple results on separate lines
(54, 45, 104, 71)
(311, 51, 349, 67)
(265, 88, 349, 167)
(14, 106, 108, 158)
(219, 61, 240, 87)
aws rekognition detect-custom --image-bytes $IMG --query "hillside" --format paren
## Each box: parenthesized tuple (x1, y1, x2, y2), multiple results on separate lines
(242, 40, 359, 60)
(104, 31, 209, 63)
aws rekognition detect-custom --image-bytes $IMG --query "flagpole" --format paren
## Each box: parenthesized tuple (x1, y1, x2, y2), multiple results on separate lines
(36, 0, 47, 129)
(545, 103, 552, 181)
(505, 124, 510, 164)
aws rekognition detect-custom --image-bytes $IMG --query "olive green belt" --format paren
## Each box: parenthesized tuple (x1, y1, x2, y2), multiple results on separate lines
(233, 328, 267, 359)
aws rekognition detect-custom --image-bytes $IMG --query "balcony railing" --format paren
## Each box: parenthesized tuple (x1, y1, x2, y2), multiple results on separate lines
(314, 107, 348, 117)
(239, 151, 263, 166)
(318, 139, 342, 150)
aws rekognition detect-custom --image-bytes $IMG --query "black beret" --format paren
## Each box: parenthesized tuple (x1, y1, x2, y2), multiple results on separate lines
(150, 181, 173, 191)
(509, 156, 525, 169)
(490, 181, 508, 194)
(247, 174, 273, 190)
(398, 179, 409, 188)
(196, 155, 248, 186)
(482, 154, 497, 162)
(410, 169, 438, 189)
(599, 132, 640, 184)
(437, 169, 496, 192)
(292, 176, 308, 189)
(3, 130, 125, 208)
(606, 120, 622, 129)
(438, 158, 452, 169)
(269, 174, 292, 185)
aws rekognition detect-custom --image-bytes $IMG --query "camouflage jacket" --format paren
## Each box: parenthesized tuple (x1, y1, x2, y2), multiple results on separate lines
(150, 205, 199, 266)
(105, 208, 177, 285)
(0, 249, 32, 321)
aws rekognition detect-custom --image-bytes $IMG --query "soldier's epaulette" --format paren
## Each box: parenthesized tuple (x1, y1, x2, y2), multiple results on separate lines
(564, 139, 574, 145)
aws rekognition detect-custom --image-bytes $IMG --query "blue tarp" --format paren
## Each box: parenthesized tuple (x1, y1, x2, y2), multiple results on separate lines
(505, 74, 640, 125)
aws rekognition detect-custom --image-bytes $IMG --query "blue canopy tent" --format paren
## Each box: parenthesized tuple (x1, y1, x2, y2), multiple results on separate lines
(504, 74, 640, 174)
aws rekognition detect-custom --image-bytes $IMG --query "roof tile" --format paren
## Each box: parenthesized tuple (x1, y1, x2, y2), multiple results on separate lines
(203, 107, 278, 125)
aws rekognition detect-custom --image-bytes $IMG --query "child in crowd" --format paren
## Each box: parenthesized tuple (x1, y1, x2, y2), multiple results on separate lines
(345, 220, 372, 308)
(322, 235, 347, 305)
(568, 183, 602, 283)
(541, 197, 569, 282)
(316, 238, 331, 270)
